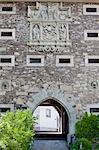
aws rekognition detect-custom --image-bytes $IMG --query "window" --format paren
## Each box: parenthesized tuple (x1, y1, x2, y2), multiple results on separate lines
(1, 32, 12, 37)
(84, 30, 99, 41)
(0, 108, 10, 112)
(2, 7, 13, 12)
(30, 58, 41, 63)
(27, 55, 44, 66)
(0, 29, 15, 40)
(46, 109, 51, 118)
(1, 58, 11, 63)
(88, 59, 99, 63)
(0, 55, 15, 66)
(85, 55, 99, 66)
(56, 55, 74, 67)
(59, 58, 70, 63)
(83, 5, 99, 15)
(87, 33, 98, 37)
(86, 8, 97, 13)
(87, 104, 99, 115)
(90, 108, 99, 113)
(0, 5, 16, 14)
(0, 104, 14, 115)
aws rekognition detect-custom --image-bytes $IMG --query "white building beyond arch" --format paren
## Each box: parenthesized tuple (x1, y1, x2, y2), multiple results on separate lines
(26, 89, 76, 142)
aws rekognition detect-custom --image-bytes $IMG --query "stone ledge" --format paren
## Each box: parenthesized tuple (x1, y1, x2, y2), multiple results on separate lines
(0, 104, 14, 111)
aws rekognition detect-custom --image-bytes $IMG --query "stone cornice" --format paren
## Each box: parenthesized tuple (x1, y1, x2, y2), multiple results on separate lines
(0, 0, 99, 3)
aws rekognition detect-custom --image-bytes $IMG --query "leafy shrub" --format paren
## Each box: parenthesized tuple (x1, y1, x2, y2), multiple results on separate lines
(76, 113, 99, 142)
(96, 115, 99, 139)
(71, 138, 92, 150)
(95, 144, 99, 150)
(0, 109, 36, 150)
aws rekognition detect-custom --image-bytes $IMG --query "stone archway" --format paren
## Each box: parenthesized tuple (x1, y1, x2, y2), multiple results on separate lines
(34, 99, 69, 139)
(26, 89, 76, 142)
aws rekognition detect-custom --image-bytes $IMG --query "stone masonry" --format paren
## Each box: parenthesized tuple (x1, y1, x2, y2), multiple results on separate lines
(0, 1, 99, 123)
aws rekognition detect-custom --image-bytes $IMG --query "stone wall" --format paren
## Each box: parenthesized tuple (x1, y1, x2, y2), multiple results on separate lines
(0, 2, 99, 118)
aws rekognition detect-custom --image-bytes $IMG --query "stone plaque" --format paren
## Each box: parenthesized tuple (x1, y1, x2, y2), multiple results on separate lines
(28, 2, 71, 46)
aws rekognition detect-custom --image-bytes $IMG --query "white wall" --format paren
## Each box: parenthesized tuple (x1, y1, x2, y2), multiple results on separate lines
(34, 106, 59, 131)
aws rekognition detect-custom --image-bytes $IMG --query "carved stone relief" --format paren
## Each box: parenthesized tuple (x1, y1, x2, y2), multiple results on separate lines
(0, 80, 11, 91)
(29, 46, 70, 53)
(59, 24, 67, 40)
(42, 23, 57, 41)
(32, 24, 40, 41)
(91, 81, 98, 89)
(28, 3, 71, 21)
(28, 2, 71, 46)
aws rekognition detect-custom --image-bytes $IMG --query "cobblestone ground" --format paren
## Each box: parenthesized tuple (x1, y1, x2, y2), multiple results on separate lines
(33, 140, 69, 150)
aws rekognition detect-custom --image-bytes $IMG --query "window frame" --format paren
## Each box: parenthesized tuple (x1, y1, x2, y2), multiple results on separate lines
(56, 55, 74, 67)
(84, 30, 99, 41)
(85, 55, 99, 66)
(0, 29, 15, 40)
(27, 55, 44, 66)
(83, 5, 99, 15)
(0, 104, 14, 115)
(46, 109, 51, 118)
(87, 103, 99, 115)
(0, 5, 16, 14)
(0, 55, 15, 66)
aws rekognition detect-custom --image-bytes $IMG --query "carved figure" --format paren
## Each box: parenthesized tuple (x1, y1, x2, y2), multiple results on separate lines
(48, 5, 55, 20)
(59, 24, 67, 40)
(40, 9, 48, 20)
(32, 24, 40, 40)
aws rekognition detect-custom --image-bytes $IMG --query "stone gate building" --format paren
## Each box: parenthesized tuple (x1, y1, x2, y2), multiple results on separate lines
(0, 0, 99, 145)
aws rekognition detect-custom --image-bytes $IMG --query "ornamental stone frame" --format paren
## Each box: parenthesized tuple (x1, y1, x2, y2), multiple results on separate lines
(83, 5, 99, 15)
(26, 89, 76, 142)
(0, 4, 16, 14)
(85, 55, 99, 66)
(0, 55, 15, 66)
(0, 29, 15, 40)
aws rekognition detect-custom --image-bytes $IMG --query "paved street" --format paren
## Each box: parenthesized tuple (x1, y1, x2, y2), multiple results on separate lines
(33, 140, 69, 150)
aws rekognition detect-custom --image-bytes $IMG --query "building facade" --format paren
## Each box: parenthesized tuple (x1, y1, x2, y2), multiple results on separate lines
(0, 0, 99, 142)
(34, 106, 59, 132)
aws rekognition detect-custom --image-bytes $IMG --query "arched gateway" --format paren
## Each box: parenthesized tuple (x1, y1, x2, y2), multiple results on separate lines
(26, 89, 76, 142)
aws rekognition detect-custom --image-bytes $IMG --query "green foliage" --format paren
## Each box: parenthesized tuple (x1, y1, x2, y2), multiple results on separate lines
(95, 144, 99, 150)
(75, 113, 99, 142)
(71, 138, 92, 150)
(96, 115, 99, 129)
(0, 109, 36, 150)
(96, 115, 99, 140)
